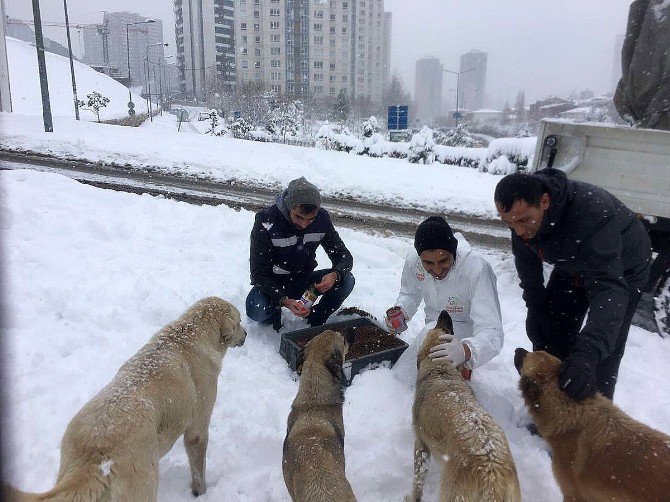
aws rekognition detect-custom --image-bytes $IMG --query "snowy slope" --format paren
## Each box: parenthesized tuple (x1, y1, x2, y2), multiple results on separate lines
(5, 36, 148, 120)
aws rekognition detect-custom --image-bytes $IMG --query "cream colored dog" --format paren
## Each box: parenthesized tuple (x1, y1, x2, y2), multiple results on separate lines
(5, 296, 246, 502)
(408, 311, 521, 502)
(282, 329, 357, 502)
(515, 348, 670, 502)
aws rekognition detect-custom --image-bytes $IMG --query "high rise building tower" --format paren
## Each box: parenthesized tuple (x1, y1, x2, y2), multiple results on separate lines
(174, 0, 235, 100)
(414, 56, 443, 123)
(175, 0, 390, 102)
(81, 12, 165, 90)
(459, 49, 487, 111)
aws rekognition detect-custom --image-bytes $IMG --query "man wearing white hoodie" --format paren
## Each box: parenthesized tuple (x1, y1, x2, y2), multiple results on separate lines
(388, 216, 504, 383)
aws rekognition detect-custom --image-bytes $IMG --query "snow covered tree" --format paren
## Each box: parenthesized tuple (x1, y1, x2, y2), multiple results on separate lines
(361, 116, 380, 138)
(408, 126, 436, 164)
(77, 91, 110, 123)
(229, 116, 253, 139)
(331, 89, 350, 123)
(267, 100, 303, 141)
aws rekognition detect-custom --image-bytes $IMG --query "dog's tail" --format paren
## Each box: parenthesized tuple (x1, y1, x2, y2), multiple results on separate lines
(3, 468, 112, 501)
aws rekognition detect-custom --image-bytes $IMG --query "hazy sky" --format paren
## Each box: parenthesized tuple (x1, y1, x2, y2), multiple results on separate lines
(6, 0, 632, 107)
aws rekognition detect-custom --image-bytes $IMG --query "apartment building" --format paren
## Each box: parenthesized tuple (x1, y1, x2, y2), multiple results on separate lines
(176, 0, 390, 102)
(174, 0, 235, 99)
(459, 49, 487, 111)
(81, 12, 165, 90)
(414, 56, 443, 124)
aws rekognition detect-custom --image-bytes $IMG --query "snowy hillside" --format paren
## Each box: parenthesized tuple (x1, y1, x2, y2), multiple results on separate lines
(5, 36, 148, 121)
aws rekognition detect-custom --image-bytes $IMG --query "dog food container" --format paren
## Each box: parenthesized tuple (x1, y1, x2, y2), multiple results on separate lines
(279, 318, 408, 386)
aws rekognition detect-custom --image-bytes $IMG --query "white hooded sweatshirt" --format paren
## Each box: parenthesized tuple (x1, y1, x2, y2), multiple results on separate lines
(392, 233, 504, 382)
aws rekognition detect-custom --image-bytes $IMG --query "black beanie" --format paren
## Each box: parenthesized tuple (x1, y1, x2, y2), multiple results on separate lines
(414, 216, 458, 256)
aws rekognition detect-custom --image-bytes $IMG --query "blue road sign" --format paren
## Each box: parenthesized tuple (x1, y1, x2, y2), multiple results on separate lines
(233, 111, 241, 119)
(388, 105, 409, 130)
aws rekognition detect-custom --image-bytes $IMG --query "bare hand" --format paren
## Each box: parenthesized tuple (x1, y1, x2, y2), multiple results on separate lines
(314, 272, 338, 293)
(283, 298, 310, 317)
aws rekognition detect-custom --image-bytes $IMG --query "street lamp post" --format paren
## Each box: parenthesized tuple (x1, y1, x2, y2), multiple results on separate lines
(125, 18, 155, 114)
(63, 0, 79, 120)
(443, 67, 476, 125)
(160, 55, 175, 112)
(145, 42, 169, 122)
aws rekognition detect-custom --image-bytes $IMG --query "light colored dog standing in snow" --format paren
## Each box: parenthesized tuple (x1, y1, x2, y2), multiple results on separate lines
(4, 296, 246, 502)
(408, 311, 520, 502)
(282, 329, 357, 502)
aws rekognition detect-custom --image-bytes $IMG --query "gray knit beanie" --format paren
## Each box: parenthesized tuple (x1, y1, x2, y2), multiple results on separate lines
(284, 177, 321, 209)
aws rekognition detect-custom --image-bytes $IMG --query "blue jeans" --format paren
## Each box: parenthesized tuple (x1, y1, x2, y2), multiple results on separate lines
(246, 269, 355, 327)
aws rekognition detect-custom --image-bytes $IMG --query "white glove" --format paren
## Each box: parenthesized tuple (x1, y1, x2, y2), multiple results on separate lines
(428, 333, 466, 366)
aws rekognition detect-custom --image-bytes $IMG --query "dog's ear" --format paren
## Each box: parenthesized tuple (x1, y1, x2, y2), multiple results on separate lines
(325, 347, 346, 384)
(436, 310, 453, 334)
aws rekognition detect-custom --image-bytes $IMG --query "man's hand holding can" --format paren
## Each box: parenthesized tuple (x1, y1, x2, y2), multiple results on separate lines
(385, 306, 408, 333)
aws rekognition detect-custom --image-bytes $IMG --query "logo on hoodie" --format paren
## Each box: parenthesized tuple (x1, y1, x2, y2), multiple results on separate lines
(445, 296, 463, 314)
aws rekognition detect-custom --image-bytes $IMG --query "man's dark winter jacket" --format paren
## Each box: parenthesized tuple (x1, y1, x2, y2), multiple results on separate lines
(513, 169, 651, 362)
(249, 192, 353, 304)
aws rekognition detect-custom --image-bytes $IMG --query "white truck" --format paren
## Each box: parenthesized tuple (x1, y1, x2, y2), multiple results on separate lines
(528, 118, 670, 335)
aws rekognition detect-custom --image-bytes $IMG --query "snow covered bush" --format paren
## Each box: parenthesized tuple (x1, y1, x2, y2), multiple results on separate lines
(485, 136, 537, 171)
(229, 116, 253, 139)
(485, 155, 517, 175)
(247, 129, 272, 142)
(315, 123, 362, 153)
(408, 126, 436, 164)
(433, 145, 487, 169)
(354, 132, 388, 157)
(434, 125, 475, 147)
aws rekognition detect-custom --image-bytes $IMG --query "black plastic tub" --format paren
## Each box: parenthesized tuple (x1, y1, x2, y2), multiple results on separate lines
(279, 317, 409, 386)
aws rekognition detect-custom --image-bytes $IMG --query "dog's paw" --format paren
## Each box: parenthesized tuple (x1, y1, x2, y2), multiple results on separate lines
(191, 479, 206, 497)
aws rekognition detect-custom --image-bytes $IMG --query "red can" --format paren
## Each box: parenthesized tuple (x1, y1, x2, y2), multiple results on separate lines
(386, 307, 407, 332)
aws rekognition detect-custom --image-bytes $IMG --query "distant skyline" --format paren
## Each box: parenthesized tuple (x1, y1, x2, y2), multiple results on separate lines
(6, 0, 632, 107)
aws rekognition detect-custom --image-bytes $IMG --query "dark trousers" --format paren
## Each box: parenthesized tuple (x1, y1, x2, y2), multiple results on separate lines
(533, 269, 642, 400)
(245, 269, 355, 327)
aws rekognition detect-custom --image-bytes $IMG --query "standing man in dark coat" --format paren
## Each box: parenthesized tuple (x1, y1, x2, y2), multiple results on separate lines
(495, 169, 651, 400)
(246, 177, 355, 330)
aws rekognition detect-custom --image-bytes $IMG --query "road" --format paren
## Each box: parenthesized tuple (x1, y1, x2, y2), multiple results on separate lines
(0, 151, 510, 250)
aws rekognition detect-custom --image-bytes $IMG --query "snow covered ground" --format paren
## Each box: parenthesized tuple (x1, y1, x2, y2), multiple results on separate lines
(0, 113, 501, 218)
(2, 167, 669, 501)
(1, 87, 668, 499)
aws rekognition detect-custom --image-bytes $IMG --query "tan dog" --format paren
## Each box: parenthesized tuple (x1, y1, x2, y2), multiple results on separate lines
(409, 311, 521, 502)
(5, 296, 246, 502)
(282, 329, 357, 502)
(515, 348, 670, 502)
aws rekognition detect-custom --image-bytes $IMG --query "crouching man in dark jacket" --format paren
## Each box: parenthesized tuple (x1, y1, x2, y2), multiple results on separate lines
(246, 177, 355, 330)
(495, 169, 651, 400)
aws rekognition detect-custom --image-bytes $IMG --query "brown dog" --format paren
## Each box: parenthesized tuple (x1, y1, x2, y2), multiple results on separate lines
(282, 329, 357, 502)
(515, 348, 670, 502)
(5, 297, 247, 502)
(409, 311, 521, 502)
